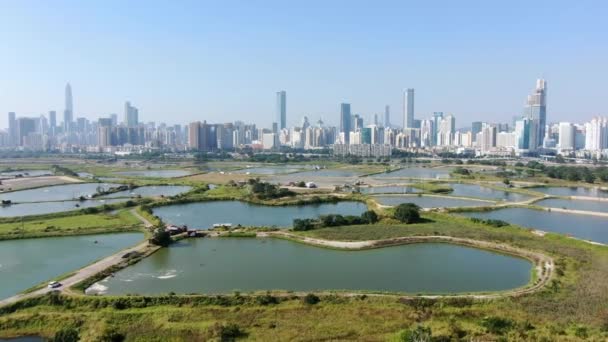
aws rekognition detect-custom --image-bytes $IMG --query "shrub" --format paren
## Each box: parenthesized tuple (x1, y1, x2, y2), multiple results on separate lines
(397, 325, 432, 342)
(361, 210, 378, 224)
(211, 323, 246, 341)
(394, 203, 421, 223)
(303, 293, 320, 305)
(100, 328, 126, 342)
(293, 218, 316, 231)
(50, 328, 79, 342)
(481, 316, 513, 335)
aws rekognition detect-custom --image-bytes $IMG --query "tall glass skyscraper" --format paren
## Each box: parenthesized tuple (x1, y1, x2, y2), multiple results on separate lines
(276, 90, 286, 130)
(403, 88, 415, 128)
(432, 112, 444, 146)
(384, 105, 390, 128)
(524, 79, 547, 147)
(340, 103, 351, 144)
(63, 83, 73, 133)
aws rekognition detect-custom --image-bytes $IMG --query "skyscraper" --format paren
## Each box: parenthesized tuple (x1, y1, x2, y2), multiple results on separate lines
(8, 112, 16, 146)
(276, 91, 286, 130)
(48, 111, 56, 136)
(524, 79, 547, 147)
(124, 102, 139, 127)
(384, 105, 390, 128)
(63, 83, 73, 133)
(403, 88, 414, 128)
(16, 117, 37, 146)
(340, 103, 351, 144)
(471, 121, 482, 142)
(432, 112, 444, 146)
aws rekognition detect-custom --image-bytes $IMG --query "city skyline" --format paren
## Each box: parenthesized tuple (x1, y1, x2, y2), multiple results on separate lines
(1, 1, 607, 128)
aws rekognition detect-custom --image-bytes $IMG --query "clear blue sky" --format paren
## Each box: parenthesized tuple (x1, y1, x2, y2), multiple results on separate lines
(0, 0, 606, 129)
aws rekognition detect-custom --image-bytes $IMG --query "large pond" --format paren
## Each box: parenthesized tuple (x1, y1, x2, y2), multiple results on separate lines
(94, 238, 532, 295)
(374, 195, 493, 208)
(460, 208, 608, 244)
(113, 170, 193, 178)
(0, 198, 125, 218)
(535, 198, 608, 213)
(233, 167, 303, 175)
(0, 183, 119, 203)
(153, 201, 368, 229)
(288, 169, 362, 178)
(527, 186, 608, 198)
(359, 186, 422, 194)
(102, 185, 192, 198)
(0, 233, 143, 300)
(447, 183, 531, 202)
(373, 167, 452, 179)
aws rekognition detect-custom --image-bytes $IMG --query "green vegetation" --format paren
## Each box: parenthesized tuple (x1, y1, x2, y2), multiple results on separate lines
(150, 227, 172, 247)
(0, 210, 143, 240)
(248, 178, 295, 199)
(393, 203, 421, 223)
(292, 210, 379, 231)
(410, 182, 453, 194)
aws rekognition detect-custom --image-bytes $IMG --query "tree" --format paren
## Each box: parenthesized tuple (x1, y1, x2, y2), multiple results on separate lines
(394, 203, 421, 224)
(361, 210, 379, 224)
(151, 227, 172, 247)
(293, 218, 315, 231)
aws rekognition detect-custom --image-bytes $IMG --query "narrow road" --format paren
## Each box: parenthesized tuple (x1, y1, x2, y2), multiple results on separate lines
(130, 208, 154, 228)
(0, 208, 154, 308)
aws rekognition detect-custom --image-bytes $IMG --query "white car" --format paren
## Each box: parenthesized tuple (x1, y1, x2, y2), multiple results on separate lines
(47, 281, 62, 289)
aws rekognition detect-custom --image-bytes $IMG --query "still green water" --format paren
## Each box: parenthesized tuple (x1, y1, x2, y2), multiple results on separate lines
(0, 233, 143, 300)
(153, 201, 368, 229)
(96, 238, 532, 295)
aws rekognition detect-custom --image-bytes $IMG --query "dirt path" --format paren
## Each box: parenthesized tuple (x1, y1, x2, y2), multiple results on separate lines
(130, 208, 154, 228)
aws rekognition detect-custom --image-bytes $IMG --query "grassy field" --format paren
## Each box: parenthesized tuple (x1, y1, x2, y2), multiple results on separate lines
(0, 210, 144, 240)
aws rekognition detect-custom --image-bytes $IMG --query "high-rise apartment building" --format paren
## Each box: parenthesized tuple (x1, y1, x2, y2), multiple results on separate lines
(403, 88, 414, 128)
(557, 122, 575, 151)
(276, 91, 286, 130)
(584, 117, 608, 151)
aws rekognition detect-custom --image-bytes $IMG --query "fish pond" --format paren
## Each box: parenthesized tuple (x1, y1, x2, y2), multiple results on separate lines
(94, 238, 532, 295)
(374, 195, 493, 208)
(113, 170, 193, 178)
(460, 207, 608, 244)
(153, 201, 368, 229)
(0, 232, 143, 300)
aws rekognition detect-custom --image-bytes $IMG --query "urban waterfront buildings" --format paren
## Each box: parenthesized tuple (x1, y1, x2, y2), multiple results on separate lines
(1, 79, 607, 159)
